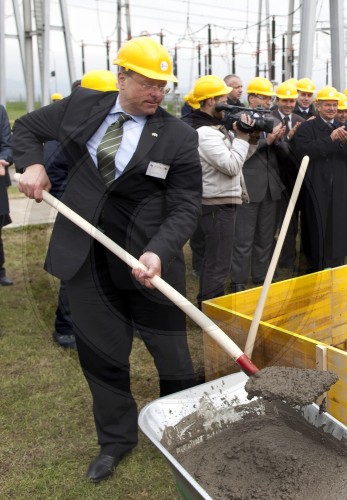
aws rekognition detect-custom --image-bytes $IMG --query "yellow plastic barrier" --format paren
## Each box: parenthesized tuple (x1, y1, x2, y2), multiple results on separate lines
(202, 266, 347, 425)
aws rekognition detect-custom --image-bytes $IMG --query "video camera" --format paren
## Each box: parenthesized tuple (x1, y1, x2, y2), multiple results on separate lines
(215, 103, 274, 134)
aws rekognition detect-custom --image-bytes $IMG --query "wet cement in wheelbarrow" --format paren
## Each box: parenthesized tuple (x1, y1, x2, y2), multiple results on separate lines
(161, 367, 345, 500)
(173, 400, 347, 500)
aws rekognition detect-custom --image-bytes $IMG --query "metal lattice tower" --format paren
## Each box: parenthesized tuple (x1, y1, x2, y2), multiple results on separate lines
(296, 0, 345, 89)
(1, 0, 76, 110)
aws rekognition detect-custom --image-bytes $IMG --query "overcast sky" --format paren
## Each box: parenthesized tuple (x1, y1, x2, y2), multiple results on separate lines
(4, 0, 346, 100)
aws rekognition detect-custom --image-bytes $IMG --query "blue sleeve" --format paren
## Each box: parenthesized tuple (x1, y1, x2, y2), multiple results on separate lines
(0, 105, 13, 165)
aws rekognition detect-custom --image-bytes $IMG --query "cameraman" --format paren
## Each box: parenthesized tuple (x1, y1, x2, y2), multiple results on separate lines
(230, 77, 286, 292)
(189, 75, 258, 306)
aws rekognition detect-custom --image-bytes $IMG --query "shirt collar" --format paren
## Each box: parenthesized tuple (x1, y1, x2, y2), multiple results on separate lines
(111, 101, 146, 125)
(278, 111, 291, 121)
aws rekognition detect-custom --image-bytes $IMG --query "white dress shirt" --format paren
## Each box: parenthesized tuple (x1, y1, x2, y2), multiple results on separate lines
(87, 101, 147, 179)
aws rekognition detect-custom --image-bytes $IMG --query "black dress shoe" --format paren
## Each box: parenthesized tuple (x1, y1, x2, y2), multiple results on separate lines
(52, 331, 77, 350)
(86, 454, 120, 483)
(0, 275, 13, 286)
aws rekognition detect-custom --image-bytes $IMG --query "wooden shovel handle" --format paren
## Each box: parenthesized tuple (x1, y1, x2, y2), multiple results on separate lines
(244, 155, 309, 359)
(14, 173, 259, 375)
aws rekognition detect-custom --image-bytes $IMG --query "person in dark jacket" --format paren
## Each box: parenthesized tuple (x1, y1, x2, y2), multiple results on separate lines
(293, 77, 317, 120)
(0, 105, 13, 286)
(230, 77, 286, 291)
(293, 86, 347, 272)
(224, 74, 245, 109)
(44, 139, 75, 348)
(12, 38, 201, 483)
(271, 81, 304, 269)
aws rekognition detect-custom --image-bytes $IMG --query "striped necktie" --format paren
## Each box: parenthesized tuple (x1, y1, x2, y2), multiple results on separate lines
(97, 113, 130, 187)
(283, 115, 290, 134)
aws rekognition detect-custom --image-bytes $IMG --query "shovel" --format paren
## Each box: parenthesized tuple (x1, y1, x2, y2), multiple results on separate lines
(15, 172, 338, 406)
(14, 173, 259, 377)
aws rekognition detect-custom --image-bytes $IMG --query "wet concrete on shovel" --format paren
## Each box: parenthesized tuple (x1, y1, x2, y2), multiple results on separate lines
(245, 366, 339, 407)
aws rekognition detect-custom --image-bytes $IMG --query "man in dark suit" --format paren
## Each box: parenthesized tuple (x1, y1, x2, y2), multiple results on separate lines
(230, 77, 286, 292)
(12, 37, 202, 483)
(293, 85, 347, 272)
(0, 104, 13, 286)
(224, 74, 244, 108)
(293, 77, 317, 120)
(272, 81, 304, 270)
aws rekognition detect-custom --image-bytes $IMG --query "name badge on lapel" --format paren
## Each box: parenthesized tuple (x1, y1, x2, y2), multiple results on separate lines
(146, 161, 170, 179)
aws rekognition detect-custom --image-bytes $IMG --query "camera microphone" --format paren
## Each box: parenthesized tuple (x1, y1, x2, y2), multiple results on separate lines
(215, 103, 233, 112)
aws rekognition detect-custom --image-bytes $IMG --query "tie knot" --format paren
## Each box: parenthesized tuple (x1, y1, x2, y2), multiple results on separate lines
(283, 116, 290, 125)
(116, 112, 131, 127)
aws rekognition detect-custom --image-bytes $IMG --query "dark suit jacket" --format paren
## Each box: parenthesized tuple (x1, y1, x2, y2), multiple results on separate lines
(293, 103, 316, 120)
(292, 115, 347, 261)
(271, 110, 304, 192)
(0, 105, 13, 222)
(241, 132, 284, 203)
(12, 89, 202, 286)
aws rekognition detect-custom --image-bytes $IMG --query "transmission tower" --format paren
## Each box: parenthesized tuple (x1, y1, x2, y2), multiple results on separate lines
(1, 0, 76, 110)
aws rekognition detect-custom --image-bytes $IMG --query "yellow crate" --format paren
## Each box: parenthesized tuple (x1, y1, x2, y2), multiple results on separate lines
(202, 266, 347, 425)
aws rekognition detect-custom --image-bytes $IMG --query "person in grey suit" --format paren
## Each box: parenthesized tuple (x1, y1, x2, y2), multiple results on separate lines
(12, 37, 202, 483)
(271, 81, 304, 270)
(230, 77, 286, 292)
(0, 104, 13, 286)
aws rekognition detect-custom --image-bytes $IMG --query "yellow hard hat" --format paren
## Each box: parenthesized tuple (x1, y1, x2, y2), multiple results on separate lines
(51, 92, 63, 101)
(192, 75, 232, 102)
(285, 78, 298, 87)
(275, 81, 298, 99)
(296, 77, 315, 93)
(315, 85, 339, 101)
(184, 90, 200, 109)
(81, 70, 118, 91)
(113, 36, 177, 83)
(246, 77, 275, 96)
(337, 92, 347, 110)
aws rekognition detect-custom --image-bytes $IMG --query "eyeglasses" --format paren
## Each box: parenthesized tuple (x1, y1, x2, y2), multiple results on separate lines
(321, 103, 338, 108)
(254, 94, 273, 102)
(127, 72, 170, 95)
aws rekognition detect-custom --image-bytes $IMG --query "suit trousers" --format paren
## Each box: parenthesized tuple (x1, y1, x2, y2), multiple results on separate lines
(197, 204, 237, 304)
(54, 280, 74, 334)
(0, 227, 4, 271)
(231, 189, 279, 285)
(278, 193, 299, 269)
(66, 241, 196, 458)
(189, 220, 206, 274)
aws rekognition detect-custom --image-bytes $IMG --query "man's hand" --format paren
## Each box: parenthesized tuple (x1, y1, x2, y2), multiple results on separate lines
(18, 164, 51, 202)
(132, 251, 161, 289)
(331, 125, 347, 144)
(233, 113, 255, 142)
(287, 121, 301, 140)
(266, 122, 286, 145)
(0, 159, 9, 176)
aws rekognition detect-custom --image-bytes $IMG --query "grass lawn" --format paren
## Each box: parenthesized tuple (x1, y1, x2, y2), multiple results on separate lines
(6, 102, 40, 127)
(0, 222, 204, 499)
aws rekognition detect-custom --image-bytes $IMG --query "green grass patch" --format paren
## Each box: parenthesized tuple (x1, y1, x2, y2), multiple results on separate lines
(0, 224, 203, 498)
(6, 101, 41, 126)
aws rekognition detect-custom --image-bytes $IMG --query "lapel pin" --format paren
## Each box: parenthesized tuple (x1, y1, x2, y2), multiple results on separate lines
(152, 132, 158, 137)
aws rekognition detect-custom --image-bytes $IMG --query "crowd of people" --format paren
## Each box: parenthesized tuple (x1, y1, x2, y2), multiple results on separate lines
(182, 73, 347, 302)
(1, 35, 347, 484)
